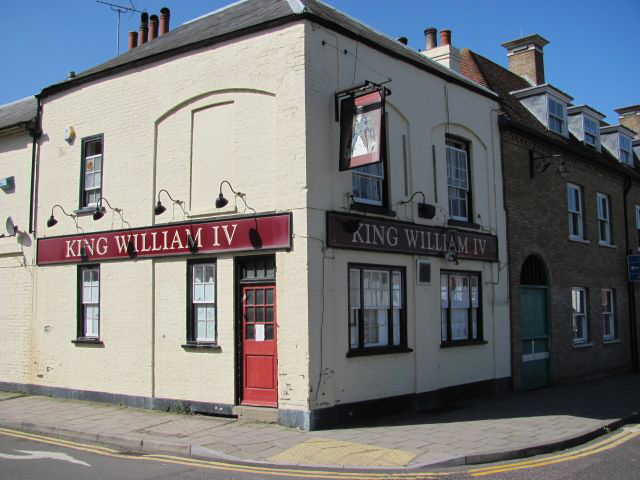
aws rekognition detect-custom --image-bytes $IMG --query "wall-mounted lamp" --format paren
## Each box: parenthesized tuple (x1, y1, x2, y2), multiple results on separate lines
(47, 204, 77, 228)
(529, 151, 564, 179)
(216, 180, 256, 214)
(5, 217, 18, 237)
(399, 191, 436, 219)
(155, 189, 186, 216)
(93, 197, 122, 221)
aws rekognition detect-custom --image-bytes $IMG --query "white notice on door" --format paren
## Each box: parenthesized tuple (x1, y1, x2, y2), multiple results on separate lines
(255, 324, 265, 341)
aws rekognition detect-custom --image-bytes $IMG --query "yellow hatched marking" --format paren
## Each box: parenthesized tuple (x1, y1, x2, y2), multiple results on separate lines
(470, 431, 639, 476)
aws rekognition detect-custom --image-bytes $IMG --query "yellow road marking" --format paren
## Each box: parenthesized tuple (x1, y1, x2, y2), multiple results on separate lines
(470, 430, 639, 476)
(0, 427, 442, 479)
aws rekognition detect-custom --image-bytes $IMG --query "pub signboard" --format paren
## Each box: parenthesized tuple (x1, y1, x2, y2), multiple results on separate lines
(326, 212, 498, 262)
(37, 213, 291, 265)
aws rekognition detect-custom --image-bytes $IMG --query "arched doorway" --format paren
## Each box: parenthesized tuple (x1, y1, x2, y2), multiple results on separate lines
(519, 255, 550, 389)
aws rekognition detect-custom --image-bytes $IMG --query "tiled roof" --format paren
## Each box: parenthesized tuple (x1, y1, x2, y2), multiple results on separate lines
(41, 0, 495, 100)
(0, 96, 37, 131)
(460, 49, 639, 173)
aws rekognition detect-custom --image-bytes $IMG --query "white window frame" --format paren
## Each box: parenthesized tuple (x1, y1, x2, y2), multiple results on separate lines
(548, 96, 566, 134)
(620, 135, 633, 165)
(80, 265, 100, 339)
(446, 140, 470, 222)
(583, 116, 599, 147)
(81, 136, 103, 208)
(567, 183, 584, 240)
(596, 193, 612, 245)
(571, 287, 588, 344)
(352, 162, 384, 206)
(191, 262, 217, 343)
(601, 288, 616, 341)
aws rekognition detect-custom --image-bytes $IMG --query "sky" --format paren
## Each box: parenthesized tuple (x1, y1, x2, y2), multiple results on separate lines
(1, 0, 638, 123)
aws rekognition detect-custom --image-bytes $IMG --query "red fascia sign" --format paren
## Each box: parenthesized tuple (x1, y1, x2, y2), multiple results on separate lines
(339, 89, 386, 171)
(37, 213, 291, 265)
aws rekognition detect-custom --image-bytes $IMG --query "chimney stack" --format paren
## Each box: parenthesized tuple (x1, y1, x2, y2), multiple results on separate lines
(501, 34, 549, 86)
(128, 31, 138, 50)
(440, 29, 451, 46)
(615, 105, 640, 139)
(422, 28, 461, 72)
(150, 15, 159, 40)
(160, 7, 171, 35)
(139, 12, 149, 45)
(424, 27, 437, 50)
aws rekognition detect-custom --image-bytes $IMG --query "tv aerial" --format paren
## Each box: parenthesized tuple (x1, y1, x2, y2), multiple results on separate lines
(96, 1, 142, 55)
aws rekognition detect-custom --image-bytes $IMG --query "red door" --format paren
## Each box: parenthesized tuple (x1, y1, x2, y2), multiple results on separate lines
(241, 284, 277, 407)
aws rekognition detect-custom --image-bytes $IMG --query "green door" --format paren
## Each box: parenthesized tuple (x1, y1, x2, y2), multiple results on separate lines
(520, 287, 549, 389)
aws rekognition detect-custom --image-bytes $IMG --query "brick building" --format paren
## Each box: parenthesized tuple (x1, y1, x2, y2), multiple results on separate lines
(444, 34, 640, 389)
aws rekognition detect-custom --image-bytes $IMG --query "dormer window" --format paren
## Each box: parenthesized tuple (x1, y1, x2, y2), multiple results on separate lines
(620, 135, 632, 165)
(584, 117, 599, 147)
(548, 97, 566, 134)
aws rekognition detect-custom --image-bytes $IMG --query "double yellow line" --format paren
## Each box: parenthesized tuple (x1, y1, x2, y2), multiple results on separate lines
(0, 427, 446, 479)
(468, 427, 640, 476)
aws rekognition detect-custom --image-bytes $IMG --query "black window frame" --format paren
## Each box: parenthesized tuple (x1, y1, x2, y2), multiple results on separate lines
(446, 135, 474, 227)
(73, 264, 103, 345)
(79, 134, 104, 210)
(440, 270, 485, 347)
(184, 259, 219, 349)
(347, 263, 411, 357)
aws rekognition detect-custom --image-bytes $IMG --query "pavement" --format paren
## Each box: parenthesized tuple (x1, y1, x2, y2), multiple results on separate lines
(1, 374, 639, 469)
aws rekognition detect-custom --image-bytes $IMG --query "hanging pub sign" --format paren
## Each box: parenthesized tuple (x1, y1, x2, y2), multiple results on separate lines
(338, 82, 389, 171)
(37, 213, 291, 265)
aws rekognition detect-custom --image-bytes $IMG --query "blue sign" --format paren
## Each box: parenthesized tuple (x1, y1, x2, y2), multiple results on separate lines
(628, 255, 640, 282)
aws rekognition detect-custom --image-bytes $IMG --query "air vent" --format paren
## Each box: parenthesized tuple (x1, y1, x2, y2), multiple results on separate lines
(417, 260, 431, 284)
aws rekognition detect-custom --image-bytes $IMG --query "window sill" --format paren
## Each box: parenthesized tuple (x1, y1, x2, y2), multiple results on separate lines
(603, 339, 621, 345)
(181, 342, 222, 351)
(346, 346, 412, 358)
(572, 342, 593, 349)
(350, 202, 396, 217)
(440, 339, 487, 348)
(447, 219, 481, 230)
(71, 337, 104, 346)
(74, 206, 98, 216)
(568, 237, 590, 245)
(598, 242, 616, 249)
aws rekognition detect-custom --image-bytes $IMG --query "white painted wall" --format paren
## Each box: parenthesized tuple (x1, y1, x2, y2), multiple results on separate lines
(304, 23, 510, 409)
(0, 129, 35, 385)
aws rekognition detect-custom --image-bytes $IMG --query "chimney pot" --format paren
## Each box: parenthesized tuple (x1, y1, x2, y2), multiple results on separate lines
(160, 7, 170, 35)
(150, 15, 159, 40)
(397, 36, 408, 45)
(440, 29, 451, 46)
(128, 31, 138, 49)
(424, 27, 437, 50)
(139, 12, 149, 45)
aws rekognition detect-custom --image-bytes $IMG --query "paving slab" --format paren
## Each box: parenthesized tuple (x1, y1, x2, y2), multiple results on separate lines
(1, 374, 640, 468)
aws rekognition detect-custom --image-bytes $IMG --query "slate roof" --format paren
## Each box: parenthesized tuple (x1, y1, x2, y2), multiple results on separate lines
(0, 96, 37, 131)
(459, 49, 639, 174)
(40, 0, 495, 100)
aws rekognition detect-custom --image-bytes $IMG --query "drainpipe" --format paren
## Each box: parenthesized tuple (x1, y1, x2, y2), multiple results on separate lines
(623, 175, 639, 372)
(28, 96, 42, 233)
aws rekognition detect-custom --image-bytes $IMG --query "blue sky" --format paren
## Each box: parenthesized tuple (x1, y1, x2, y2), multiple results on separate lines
(1, 0, 638, 123)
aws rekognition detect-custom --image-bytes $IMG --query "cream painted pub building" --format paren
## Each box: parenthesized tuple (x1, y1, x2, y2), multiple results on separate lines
(2, 0, 510, 429)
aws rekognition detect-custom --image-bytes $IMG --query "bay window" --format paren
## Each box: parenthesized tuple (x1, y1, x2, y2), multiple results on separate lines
(440, 271, 482, 345)
(348, 264, 406, 354)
